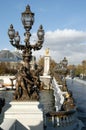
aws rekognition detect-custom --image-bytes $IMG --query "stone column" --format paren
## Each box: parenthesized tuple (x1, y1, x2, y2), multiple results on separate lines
(43, 48, 50, 76)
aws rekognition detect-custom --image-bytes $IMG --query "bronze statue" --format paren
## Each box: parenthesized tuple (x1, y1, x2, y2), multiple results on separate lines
(61, 91, 75, 111)
(10, 64, 43, 100)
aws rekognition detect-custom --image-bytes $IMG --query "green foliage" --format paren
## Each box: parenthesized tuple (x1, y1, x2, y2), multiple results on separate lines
(38, 56, 44, 68)
(75, 65, 83, 76)
(68, 62, 86, 77)
(50, 58, 57, 75)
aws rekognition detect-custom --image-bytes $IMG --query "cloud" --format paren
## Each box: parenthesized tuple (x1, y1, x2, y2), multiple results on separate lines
(32, 29, 86, 65)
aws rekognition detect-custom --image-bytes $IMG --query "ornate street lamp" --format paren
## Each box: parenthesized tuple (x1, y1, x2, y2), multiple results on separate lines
(8, 5, 44, 69)
(8, 5, 44, 100)
(62, 57, 68, 68)
(61, 57, 68, 77)
(21, 5, 34, 31)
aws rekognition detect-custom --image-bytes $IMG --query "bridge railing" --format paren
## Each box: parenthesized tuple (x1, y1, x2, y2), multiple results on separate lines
(43, 76, 78, 129)
(52, 77, 66, 111)
(43, 109, 77, 129)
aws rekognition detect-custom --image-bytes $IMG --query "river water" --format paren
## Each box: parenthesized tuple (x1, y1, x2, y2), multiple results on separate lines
(66, 78, 86, 129)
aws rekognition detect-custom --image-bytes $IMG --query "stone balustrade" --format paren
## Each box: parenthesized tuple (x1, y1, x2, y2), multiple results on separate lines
(52, 77, 66, 111)
(42, 76, 82, 130)
(43, 110, 77, 129)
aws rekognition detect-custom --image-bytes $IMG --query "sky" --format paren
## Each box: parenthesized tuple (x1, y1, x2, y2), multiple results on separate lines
(0, 0, 86, 65)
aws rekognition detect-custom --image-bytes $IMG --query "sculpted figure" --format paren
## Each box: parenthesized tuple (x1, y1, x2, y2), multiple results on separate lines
(63, 91, 75, 111)
(29, 66, 43, 100)
(10, 64, 43, 100)
(45, 48, 49, 56)
(61, 91, 75, 111)
(10, 64, 33, 100)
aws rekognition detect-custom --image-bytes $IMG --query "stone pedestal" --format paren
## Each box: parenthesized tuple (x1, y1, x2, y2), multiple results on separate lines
(40, 75, 51, 89)
(3, 101, 43, 130)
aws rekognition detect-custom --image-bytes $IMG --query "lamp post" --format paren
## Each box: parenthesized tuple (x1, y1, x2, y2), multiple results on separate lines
(8, 5, 44, 69)
(61, 57, 68, 69)
(61, 57, 68, 91)
(54, 57, 68, 90)
(8, 5, 44, 100)
(61, 57, 68, 77)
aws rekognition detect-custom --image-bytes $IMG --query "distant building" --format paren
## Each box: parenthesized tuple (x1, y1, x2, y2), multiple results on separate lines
(0, 49, 22, 69)
(0, 49, 22, 62)
(0, 49, 37, 70)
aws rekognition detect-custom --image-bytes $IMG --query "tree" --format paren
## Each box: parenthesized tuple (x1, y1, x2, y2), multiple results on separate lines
(0, 62, 17, 75)
(82, 60, 86, 76)
(0, 62, 7, 75)
(38, 56, 44, 68)
(50, 58, 57, 75)
(75, 65, 83, 77)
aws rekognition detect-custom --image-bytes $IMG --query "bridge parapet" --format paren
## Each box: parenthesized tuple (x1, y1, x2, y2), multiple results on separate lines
(43, 109, 79, 130)
(52, 77, 66, 111)
(43, 77, 84, 130)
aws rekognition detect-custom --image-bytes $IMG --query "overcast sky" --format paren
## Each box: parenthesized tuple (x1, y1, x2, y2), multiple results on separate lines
(0, 0, 86, 65)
